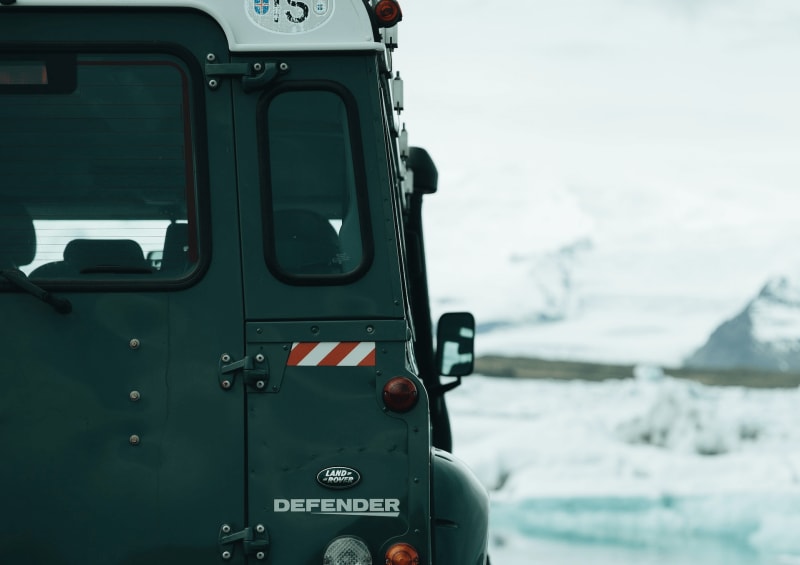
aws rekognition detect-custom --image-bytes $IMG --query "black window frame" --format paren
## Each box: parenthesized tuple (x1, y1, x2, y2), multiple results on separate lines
(257, 80, 374, 286)
(0, 43, 211, 291)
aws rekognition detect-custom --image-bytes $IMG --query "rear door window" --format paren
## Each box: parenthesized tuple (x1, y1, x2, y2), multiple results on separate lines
(0, 52, 203, 284)
(259, 86, 370, 282)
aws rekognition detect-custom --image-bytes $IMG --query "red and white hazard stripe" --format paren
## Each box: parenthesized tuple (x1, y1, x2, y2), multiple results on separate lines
(287, 342, 376, 367)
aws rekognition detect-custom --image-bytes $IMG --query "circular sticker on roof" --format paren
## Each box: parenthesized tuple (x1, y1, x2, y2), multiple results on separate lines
(246, 0, 333, 34)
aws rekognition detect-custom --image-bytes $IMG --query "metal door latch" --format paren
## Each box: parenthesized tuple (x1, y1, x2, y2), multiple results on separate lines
(218, 523, 270, 561)
(205, 56, 289, 92)
(218, 354, 269, 391)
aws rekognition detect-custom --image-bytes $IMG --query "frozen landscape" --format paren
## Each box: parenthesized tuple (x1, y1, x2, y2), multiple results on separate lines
(449, 373, 800, 564)
(395, 0, 800, 562)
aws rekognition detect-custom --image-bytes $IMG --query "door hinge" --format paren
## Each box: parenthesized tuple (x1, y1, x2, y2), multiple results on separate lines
(218, 354, 269, 392)
(205, 55, 289, 92)
(218, 523, 270, 561)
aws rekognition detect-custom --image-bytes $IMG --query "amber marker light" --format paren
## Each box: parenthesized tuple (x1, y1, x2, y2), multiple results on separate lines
(374, 0, 402, 27)
(385, 543, 420, 565)
(382, 377, 418, 412)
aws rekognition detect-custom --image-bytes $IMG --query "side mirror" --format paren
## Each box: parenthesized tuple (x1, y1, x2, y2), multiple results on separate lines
(435, 312, 475, 377)
(407, 147, 438, 194)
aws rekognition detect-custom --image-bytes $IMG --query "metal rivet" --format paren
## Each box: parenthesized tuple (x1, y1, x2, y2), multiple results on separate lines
(221, 524, 231, 533)
(256, 551, 265, 560)
(256, 327, 263, 334)
(253, 62, 263, 72)
(272, 385, 279, 392)
(221, 380, 232, 390)
(310, 325, 320, 335)
(255, 353, 265, 363)
(129, 434, 140, 446)
(129, 390, 141, 402)
(256, 380, 265, 390)
(221, 353, 231, 363)
(129, 338, 140, 350)
(206, 53, 216, 62)
(221, 550, 232, 560)
(366, 325, 375, 334)
(255, 524, 265, 533)
(279, 62, 289, 71)
(208, 78, 218, 89)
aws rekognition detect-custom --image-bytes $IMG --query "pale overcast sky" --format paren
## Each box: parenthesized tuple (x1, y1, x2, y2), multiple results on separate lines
(395, 0, 800, 364)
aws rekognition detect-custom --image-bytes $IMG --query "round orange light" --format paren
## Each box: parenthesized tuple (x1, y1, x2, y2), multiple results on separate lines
(382, 377, 418, 412)
(385, 542, 420, 565)
(374, 0, 402, 27)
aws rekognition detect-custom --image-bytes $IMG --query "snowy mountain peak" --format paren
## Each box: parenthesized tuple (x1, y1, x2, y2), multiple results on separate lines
(437, 238, 592, 333)
(750, 276, 800, 352)
(756, 275, 800, 305)
(685, 275, 800, 372)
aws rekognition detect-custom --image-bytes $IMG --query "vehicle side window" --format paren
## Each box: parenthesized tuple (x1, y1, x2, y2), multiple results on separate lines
(0, 53, 203, 285)
(260, 87, 370, 282)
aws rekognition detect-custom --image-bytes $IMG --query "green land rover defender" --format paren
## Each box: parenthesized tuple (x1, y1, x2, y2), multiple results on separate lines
(0, 1, 489, 564)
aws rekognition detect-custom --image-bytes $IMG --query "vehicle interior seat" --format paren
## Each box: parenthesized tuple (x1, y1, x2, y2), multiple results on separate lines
(272, 209, 342, 275)
(31, 239, 150, 278)
(0, 201, 37, 271)
(64, 239, 150, 272)
(159, 222, 191, 275)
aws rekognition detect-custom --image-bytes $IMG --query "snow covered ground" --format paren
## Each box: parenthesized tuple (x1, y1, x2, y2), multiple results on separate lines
(448, 372, 800, 564)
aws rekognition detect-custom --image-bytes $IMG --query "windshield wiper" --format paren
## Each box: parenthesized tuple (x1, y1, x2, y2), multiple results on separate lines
(0, 268, 72, 314)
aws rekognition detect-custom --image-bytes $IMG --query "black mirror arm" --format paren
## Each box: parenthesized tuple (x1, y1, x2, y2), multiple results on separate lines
(432, 376, 462, 396)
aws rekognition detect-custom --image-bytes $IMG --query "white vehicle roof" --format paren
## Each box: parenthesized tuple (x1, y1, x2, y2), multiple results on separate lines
(5, 0, 384, 52)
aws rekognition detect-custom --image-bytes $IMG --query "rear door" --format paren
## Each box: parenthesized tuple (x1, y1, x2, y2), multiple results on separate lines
(0, 10, 247, 565)
(229, 53, 432, 562)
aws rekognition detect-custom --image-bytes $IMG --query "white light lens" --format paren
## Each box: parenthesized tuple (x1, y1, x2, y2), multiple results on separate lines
(322, 536, 372, 565)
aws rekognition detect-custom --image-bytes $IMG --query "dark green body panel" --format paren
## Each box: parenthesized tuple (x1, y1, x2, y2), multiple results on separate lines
(0, 9, 246, 564)
(232, 53, 405, 320)
(432, 450, 491, 565)
(0, 261, 246, 565)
